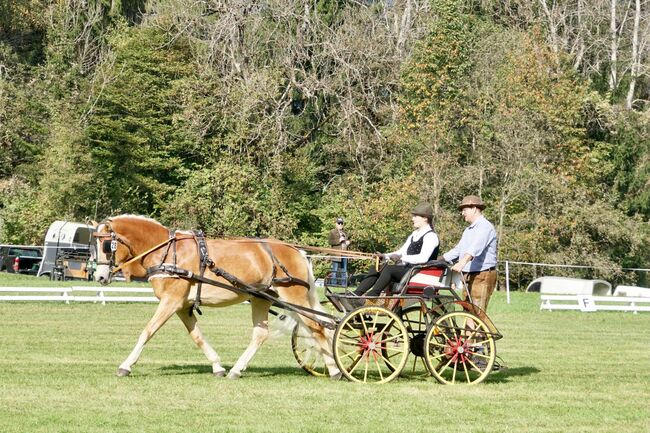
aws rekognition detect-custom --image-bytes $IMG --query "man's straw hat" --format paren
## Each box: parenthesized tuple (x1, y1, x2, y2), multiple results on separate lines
(457, 195, 486, 210)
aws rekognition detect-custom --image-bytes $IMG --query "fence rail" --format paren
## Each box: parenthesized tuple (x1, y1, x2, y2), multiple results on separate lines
(540, 294, 650, 314)
(0, 286, 157, 304)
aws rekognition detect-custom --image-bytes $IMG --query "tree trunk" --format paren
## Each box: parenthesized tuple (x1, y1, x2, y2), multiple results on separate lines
(539, 0, 559, 53)
(609, 0, 619, 91)
(626, 0, 641, 109)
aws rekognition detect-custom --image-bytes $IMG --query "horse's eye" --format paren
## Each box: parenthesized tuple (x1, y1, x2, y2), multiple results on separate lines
(102, 240, 112, 254)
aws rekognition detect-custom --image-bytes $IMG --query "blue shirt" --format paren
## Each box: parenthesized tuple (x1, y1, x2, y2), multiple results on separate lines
(443, 216, 497, 272)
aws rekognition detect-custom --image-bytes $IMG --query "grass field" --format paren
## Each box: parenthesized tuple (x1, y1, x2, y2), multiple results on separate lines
(1, 274, 649, 433)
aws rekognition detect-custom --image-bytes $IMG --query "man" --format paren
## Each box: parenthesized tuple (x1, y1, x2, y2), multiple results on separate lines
(353, 202, 439, 297)
(443, 195, 498, 312)
(328, 217, 351, 286)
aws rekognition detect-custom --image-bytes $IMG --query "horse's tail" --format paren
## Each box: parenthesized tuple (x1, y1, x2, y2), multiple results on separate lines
(302, 250, 318, 306)
(301, 250, 335, 329)
(269, 249, 315, 337)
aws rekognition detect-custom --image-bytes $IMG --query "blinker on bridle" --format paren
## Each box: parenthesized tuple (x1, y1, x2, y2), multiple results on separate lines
(94, 225, 175, 279)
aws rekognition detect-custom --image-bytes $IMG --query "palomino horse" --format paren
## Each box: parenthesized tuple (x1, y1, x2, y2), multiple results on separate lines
(94, 215, 340, 379)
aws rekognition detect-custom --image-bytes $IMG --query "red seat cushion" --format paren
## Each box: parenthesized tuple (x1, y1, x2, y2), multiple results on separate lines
(404, 267, 446, 295)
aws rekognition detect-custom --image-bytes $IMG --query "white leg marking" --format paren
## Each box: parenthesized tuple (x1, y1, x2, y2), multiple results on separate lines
(177, 310, 226, 375)
(228, 298, 272, 379)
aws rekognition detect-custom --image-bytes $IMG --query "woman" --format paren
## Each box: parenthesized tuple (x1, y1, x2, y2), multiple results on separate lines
(353, 202, 439, 298)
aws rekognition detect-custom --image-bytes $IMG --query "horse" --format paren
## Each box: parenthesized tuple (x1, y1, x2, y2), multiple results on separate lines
(93, 215, 341, 380)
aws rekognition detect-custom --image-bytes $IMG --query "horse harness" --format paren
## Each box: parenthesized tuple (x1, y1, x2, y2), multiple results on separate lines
(146, 232, 317, 319)
(96, 222, 334, 327)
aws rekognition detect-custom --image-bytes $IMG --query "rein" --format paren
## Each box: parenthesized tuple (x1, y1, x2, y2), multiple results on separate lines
(225, 238, 375, 259)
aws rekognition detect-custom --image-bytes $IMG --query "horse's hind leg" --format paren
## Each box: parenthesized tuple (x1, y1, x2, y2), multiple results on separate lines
(117, 297, 180, 376)
(176, 309, 226, 377)
(277, 286, 341, 379)
(228, 297, 272, 379)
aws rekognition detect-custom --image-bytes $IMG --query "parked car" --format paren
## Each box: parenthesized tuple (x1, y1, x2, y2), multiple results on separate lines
(0, 245, 43, 276)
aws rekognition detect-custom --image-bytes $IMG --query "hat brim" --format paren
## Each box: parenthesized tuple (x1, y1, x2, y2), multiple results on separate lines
(458, 204, 485, 210)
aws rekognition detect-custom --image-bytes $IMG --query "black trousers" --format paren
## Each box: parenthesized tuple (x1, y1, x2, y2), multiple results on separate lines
(353, 264, 410, 297)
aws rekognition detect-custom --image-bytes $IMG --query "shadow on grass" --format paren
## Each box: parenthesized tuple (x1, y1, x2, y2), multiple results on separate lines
(157, 364, 309, 378)
(484, 365, 541, 384)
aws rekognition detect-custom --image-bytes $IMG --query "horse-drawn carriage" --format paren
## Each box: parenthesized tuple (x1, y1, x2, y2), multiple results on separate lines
(93, 215, 501, 385)
(291, 261, 502, 384)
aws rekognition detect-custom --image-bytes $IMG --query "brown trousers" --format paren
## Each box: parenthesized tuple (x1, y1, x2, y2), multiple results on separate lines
(464, 269, 497, 312)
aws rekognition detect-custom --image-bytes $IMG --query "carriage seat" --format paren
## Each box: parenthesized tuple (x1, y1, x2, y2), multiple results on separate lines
(387, 260, 450, 296)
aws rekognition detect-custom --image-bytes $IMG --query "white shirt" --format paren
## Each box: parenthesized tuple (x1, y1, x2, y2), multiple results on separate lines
(387, 225, 439, 265)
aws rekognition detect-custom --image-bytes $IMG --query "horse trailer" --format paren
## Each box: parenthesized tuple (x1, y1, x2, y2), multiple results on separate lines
(37, 221, 95, 280)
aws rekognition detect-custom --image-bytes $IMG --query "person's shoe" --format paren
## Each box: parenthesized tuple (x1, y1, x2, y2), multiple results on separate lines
(349, 297, 365, 309)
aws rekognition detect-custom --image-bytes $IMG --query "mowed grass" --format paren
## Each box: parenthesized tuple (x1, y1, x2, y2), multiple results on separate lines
(1, 275, 649, 433)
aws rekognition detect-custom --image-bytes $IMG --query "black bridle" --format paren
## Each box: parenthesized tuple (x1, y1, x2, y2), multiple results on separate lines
(94, 221, 170, 282)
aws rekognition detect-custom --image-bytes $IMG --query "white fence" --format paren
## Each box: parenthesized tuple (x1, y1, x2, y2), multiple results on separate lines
(0, 286, 157, 304)
(540, 294, 650, 314)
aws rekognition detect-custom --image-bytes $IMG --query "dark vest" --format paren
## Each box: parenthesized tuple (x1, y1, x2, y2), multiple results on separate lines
(406, 230, 439, 262)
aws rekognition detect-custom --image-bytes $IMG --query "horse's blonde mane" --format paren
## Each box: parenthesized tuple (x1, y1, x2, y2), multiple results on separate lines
(112, 214, 166, 229)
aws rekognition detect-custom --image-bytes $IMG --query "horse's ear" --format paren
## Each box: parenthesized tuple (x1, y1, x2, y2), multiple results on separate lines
(90, 220, 99, 227)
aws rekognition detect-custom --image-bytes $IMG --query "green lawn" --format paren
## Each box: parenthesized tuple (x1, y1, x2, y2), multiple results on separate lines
(0, 274, 649, 433)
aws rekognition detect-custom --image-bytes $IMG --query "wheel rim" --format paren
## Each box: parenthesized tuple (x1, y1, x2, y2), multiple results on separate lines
(424, 311, 495, 385)
(291, 324, 328, 377)
(333, 306, 409, 384)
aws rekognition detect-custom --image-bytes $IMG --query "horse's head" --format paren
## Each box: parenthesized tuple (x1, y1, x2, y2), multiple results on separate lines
(94, 216, 165, 284)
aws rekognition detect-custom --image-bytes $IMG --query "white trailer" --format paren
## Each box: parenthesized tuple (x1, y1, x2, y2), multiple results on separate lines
(37, 221, 95, 279)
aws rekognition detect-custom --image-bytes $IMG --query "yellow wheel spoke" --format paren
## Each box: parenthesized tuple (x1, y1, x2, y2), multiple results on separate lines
(377, 333, 404, 344)
(428, 340, 448, 349)
(340, 348, 361, 361)
(375, 356, 385, 381)
(451, 359, 458, 384)
(363, 356, 369, 382)
(440, 356, 454, 372)
(377, 316, 396, 335)
(379, 352, 400, 372)
(338, 337, 363, 346)
(465, 357, 484, 372)
(382, 345, 406, 354)
(462, 361, 471, 383)
(441, 318, 457, 339)
(371, 310, 380, 332)
(437, 329, 453, 343)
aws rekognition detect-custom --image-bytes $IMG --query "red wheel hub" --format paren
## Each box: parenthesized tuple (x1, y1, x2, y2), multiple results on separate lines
(359, 333, 382, 360)
(443, 336, 473, 364)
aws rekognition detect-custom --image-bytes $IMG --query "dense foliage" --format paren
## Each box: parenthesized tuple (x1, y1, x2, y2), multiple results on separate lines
(0, 0, 648, 288)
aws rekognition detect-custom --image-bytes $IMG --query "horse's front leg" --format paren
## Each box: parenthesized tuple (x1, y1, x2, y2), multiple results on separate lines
(228, 297, 272, 379)
(176, 309, 227, 377)
(117, 280, 187, 376)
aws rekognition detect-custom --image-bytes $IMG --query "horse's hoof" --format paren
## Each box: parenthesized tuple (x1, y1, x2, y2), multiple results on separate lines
(116, 368, 131, 377)
(213, 370, 226, 378)
(227, 371, 241, 380)
(329, 372, 343, 381)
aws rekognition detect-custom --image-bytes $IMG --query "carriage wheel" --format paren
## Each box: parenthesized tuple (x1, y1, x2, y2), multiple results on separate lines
(291, 300, 337, 377)
(333, 306, 409, 384)
(291, 324, 329, 377)
(424, 311, 495, 385)
(399, 305, 431, 374)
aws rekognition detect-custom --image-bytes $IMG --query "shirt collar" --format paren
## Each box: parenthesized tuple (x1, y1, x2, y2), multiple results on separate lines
(468, 215, 485, 229)
(414, 225, 431, 236)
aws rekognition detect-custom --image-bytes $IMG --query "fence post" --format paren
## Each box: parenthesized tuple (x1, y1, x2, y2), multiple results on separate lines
(505, 260, 511, 304)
